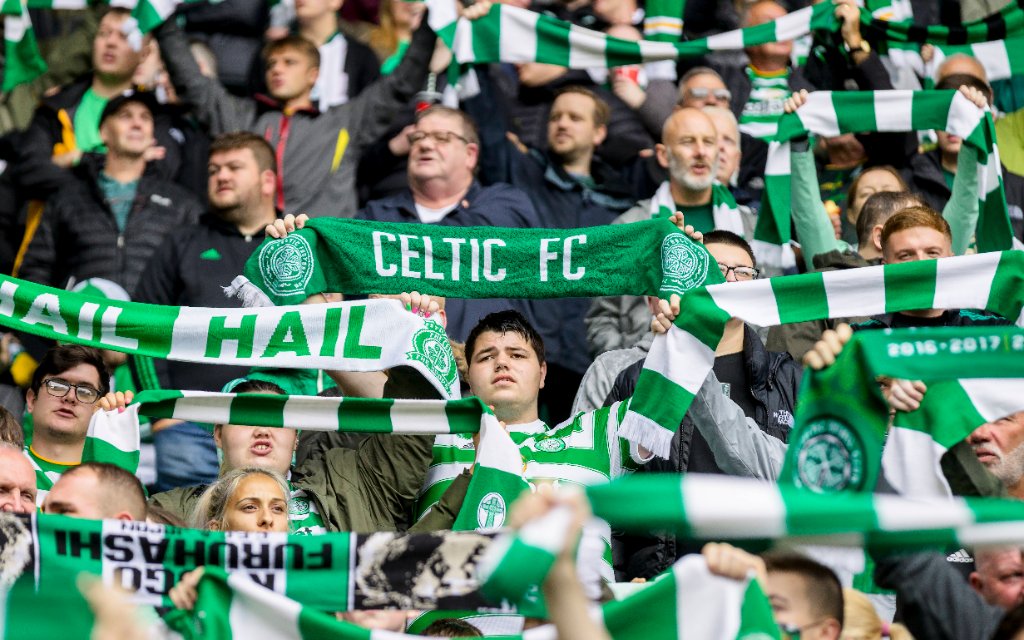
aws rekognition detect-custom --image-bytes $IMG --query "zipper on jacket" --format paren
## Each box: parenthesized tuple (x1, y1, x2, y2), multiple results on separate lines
(117, 234, 125, 249)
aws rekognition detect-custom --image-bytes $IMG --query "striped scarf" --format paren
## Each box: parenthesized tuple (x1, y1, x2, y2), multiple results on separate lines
(0, 277, 461, 399)
(648, 181, 745, 236)
(231, 217, 722, 307)
(621, 251, 1024, 459)
(586, 473, 1024, 551)
(158, 554, 779, 640)
(1, 0, 45, 92)
(754, 89, 1011, 265)
(779, 326, 1024, 497)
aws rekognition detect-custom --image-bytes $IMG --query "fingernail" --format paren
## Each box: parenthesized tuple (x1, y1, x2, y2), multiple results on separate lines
(426, 312, 433, 318)
(118, 407, 125, 413)
(405, 303, 411, 311)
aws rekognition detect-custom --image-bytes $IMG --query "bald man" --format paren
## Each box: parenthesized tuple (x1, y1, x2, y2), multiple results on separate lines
(0, 443, 36, 514)
(43, 462, 146, 521)
(587, 108, 756, 355)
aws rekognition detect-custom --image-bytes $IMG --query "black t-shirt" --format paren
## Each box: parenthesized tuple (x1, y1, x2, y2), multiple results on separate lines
(712, 351, 758, 419)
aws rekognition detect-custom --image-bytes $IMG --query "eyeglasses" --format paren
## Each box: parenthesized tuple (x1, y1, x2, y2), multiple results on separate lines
(684, 87, 732, 103)
(406, 130, 470, 146)
(718, 262, 759, 281)
(42, 378, 101, 405)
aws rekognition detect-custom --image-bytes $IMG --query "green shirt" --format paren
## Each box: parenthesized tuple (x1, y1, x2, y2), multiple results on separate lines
(943, 168, 956, 191)
(26, 445, 76, 505)
(677, 202, 715, 234)
(98, 172, 138, 231)
(73, 88, 108, 153)
(739, 66, 791, 140)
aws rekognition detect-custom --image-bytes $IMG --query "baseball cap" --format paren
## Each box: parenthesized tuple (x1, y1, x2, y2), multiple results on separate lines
(99, 89, 159, 126)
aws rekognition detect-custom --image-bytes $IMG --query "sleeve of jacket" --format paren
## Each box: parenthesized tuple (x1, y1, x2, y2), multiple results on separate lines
(347, 366, 439, 528)
(790, 142, 844, 271)
(944, 143, 980, 256)
(18, 196, 61, 287)
(873, 552, 1004, 640)
(344, 20, 436, 151)
(635, 79, 677, 139)
(155, 20, 258, 134)
(462, 64, 517, 186)
(689, 369, 786, 480)
(10, 111, 74, 199)
(485, 184, 541, 227)
(407, 469, 472, 532)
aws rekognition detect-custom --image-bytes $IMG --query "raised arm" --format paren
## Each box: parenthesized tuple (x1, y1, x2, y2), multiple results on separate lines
(154, 19, 258, 134)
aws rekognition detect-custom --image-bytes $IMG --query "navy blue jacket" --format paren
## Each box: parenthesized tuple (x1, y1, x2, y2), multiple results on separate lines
(360, 181, 541, 342)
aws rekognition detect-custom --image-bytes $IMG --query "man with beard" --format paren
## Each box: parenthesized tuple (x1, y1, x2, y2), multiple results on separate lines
(967, 412, 1024, 500)
(131, 132, 279, 492)
(586, 107, 755, 356)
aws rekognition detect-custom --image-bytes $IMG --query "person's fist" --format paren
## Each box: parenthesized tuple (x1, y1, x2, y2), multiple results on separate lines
(802, 323, 853, 370)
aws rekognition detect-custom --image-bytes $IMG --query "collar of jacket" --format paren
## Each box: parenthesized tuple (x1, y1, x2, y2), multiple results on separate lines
(393, 180, 486, 217)
(911, 148, 949, 192)
(75, 152, 163, 213)
(254, 93, 321, 117)
(535, 149, 635, 206)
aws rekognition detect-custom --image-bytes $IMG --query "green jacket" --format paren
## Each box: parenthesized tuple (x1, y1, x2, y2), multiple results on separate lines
(150, 367, 469, 533)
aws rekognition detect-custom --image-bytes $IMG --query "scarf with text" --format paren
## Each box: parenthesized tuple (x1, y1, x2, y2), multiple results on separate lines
(621, 251, 1024, 458)
(778, 326, 1024, 497)
(0, 512, 523, 640)
(755, 89, 1010, 267)
(0, 278, 459, 398)
(230, 218, 721, 307)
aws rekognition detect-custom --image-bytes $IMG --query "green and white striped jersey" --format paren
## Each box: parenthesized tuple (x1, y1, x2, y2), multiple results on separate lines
(738, 66, 792, 140)
(25, 446, 74, 506)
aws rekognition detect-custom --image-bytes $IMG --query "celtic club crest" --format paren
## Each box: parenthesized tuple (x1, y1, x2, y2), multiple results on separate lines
(258, 234, 315, 297)
(660, 232, 710, 295)
(535, 437, 566, 453)
(289, 496, 311, 516)
(477, 492, 507, 529)
(406, 320, 457, 392)
(792, 417, 865, 493)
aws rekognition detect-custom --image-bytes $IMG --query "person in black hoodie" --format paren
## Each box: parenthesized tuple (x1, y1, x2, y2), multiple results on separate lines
(19, 91, 202, 296)
(132, 131, 279, 493)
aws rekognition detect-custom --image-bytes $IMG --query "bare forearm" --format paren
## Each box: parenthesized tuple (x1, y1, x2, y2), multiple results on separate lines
(542, 560, 610, 640)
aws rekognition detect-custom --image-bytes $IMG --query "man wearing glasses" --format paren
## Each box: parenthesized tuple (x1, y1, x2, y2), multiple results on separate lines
(361, 105, 540, 342)
(606, 232, 801, 580)
(24, 345, 129, 505)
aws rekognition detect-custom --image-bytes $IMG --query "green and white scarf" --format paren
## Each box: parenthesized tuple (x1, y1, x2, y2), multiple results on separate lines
(755, 89, 1011, 266)
(779, 326, 1024, 497)
(642, 0, 683, 42)
(156, 554, 779, 640)
(426, 1, 836, 68)
(231, 218, 722, 307)
(0, 277, 460, 398)
(585, 473, 1024, 552)
(622, 251, 1024, 459)
(1, 0, 45, 92)
(648, 181, 745, 236)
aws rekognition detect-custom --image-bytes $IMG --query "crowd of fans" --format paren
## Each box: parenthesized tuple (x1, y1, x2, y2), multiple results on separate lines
(1, 0, 1024, 638)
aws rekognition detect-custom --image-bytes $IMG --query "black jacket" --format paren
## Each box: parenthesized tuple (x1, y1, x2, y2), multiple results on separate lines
(131, 213, 269, 392)
(605, 325, 801, 580)
(10, 76, 207, 200)
(18, 153, 202, 295)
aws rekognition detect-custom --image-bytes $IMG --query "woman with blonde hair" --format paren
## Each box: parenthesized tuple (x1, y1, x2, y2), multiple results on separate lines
(840, 589, 914, 640)
(170, 468, 291, 611)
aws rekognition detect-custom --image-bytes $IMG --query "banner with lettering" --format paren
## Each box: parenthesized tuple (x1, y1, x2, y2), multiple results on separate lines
(0, 513, 518, 639)
(0, 279, 459, 398)
(230, 218, 723, 307)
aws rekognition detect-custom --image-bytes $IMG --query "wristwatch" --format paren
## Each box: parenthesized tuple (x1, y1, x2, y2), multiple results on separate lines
(843, 38, 871, 55)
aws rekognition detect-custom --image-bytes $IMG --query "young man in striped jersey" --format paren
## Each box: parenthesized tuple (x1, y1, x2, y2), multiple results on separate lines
(24, 345, 132, 505)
